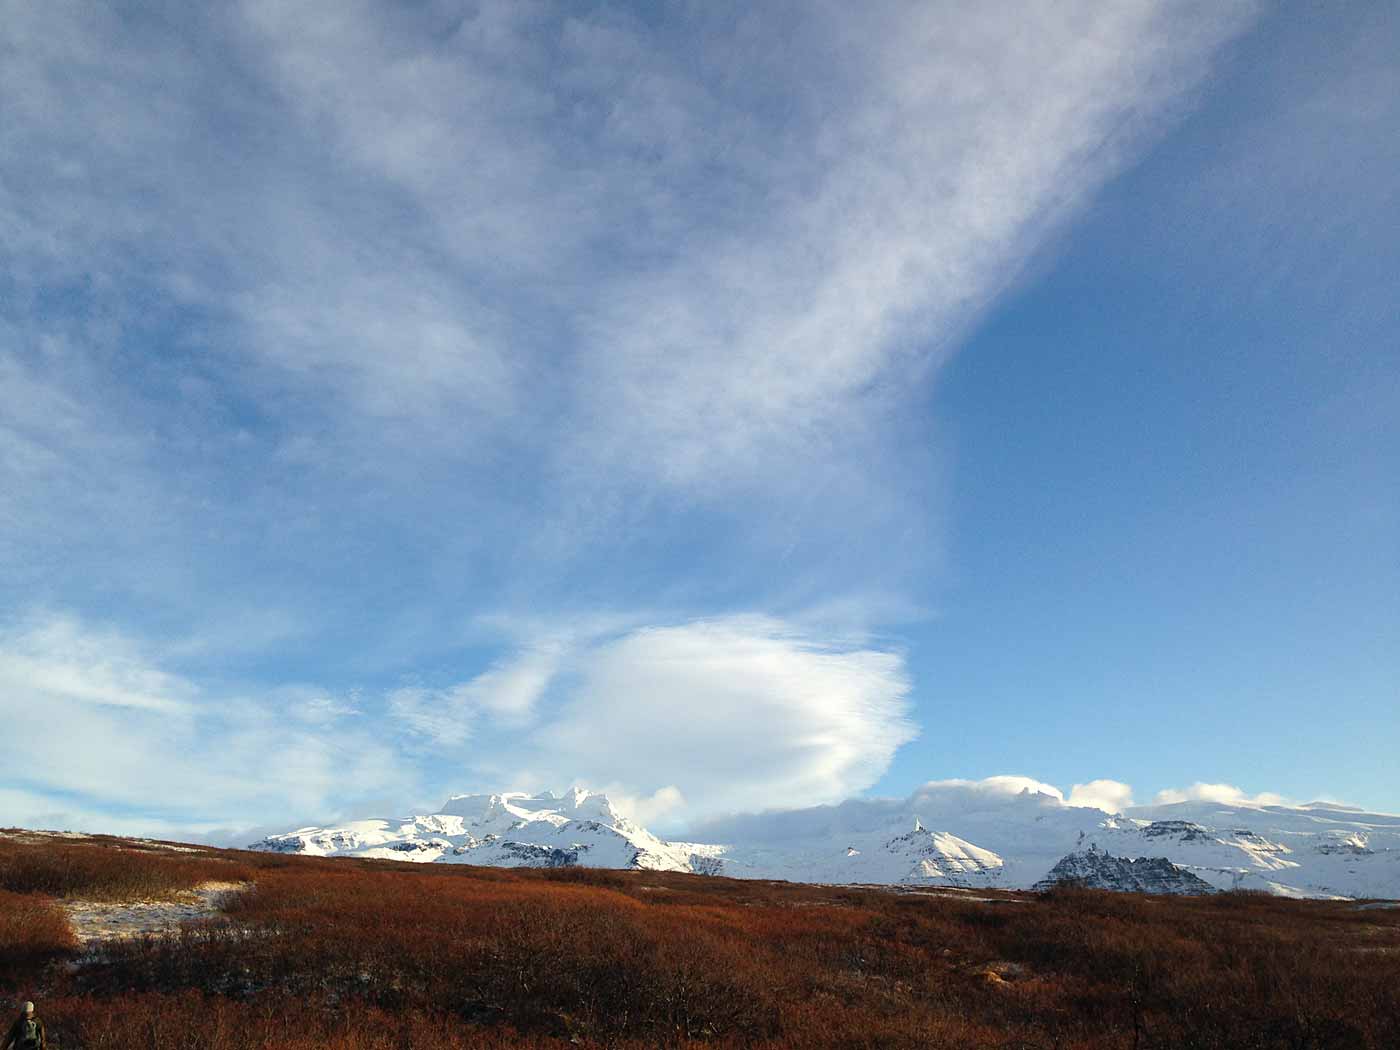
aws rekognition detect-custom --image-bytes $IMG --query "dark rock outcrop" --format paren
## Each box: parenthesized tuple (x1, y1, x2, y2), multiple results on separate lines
(496, 841, 584, 867)
(1140, 820, 1213, 843)
(1034, 847, 1216, 895)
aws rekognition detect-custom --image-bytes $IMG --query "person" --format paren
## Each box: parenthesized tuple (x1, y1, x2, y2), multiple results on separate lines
(2, 1002, 45, 1050)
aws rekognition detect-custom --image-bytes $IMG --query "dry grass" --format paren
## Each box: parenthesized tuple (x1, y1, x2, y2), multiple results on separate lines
(1, 834, 1397, 1048)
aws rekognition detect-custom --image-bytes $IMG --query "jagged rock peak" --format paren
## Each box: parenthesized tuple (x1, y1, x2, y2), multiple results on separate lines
(1034, 847, 1216, 896)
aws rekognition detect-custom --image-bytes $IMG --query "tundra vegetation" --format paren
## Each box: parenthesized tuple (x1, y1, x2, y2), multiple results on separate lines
(1, 832, 1397, 1048)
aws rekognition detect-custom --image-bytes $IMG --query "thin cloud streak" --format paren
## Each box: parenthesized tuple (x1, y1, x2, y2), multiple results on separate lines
(569, 2, 1261, 492)
(0, 613, 416, 832)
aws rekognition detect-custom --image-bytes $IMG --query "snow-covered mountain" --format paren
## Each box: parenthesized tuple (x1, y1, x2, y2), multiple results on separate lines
(252, 788, 725, 874)
(250, 783, 1400, 900)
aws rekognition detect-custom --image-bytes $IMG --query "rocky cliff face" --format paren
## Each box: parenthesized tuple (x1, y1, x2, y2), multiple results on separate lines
(1032, 847, 1216, 895)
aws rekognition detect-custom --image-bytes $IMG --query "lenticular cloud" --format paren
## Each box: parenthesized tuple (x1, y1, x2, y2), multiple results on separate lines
(526, 617, 917, 820)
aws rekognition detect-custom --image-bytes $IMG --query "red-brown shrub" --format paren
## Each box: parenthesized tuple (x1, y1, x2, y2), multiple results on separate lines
(2, 834, 1398, 1048)
(0, 839, 253, 900)
(0, 888, 77, 984)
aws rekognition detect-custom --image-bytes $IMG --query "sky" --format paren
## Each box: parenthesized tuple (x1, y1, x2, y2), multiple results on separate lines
(1, 2, 1396, 842)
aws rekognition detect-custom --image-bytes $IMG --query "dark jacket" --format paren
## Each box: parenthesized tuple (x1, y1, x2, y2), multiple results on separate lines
(3, 1015, 45, 1050)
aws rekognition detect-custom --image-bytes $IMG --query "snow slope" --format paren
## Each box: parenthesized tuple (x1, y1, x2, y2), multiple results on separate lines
(250, 784, 1400, 900)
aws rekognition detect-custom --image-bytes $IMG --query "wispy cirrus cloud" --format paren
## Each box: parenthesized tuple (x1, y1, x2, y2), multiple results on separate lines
(0, 613, 414, 834)
(0, 614, 194, 715)
(570, 2, 1262, 492)
(0, 2, 1269, 834)
(2, 1, 1258, 516)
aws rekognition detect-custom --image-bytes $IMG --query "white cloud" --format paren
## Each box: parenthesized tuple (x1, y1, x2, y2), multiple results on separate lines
(389, 643, 564, 746)
(1068, 779, 1136, 813)
(0, 613, 415, 836)
(274, 686, 363, 727)
(0, 614, 194, 715)
(569, 1, 1261, 492)
(0, 606, 1349, 844)
(387, 686, 472, 748)
(0, 609, 1326, 841)
(0, 1, 1259, 515)
(2, 609, 912, 837)
(0, 2, 1264, 655)
(688, 773, 1368, 846)
(601, 785, 688, 828)
(475, 616, 918, 822)
(691, 775, 1096, 845)
(378, 614, 915, 824)
(910, 776, 1135, 815)
(920, 776, 1066, 803)
(458, 644, 564, 722)
(1153, 782, 1289, 807)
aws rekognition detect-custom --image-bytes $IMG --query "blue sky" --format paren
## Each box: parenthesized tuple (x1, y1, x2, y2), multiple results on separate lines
(1, 2, 1395, 840)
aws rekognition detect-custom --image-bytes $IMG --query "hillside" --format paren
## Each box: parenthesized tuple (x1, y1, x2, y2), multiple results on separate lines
(4, 827, 1400, 1049)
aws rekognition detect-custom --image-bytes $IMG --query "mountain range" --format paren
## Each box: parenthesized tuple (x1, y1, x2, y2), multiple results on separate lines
(250, 782, 1400, 900)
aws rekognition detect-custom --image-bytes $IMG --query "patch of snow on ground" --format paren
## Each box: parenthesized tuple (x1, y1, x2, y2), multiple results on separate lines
(62, 881, 249, 945)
